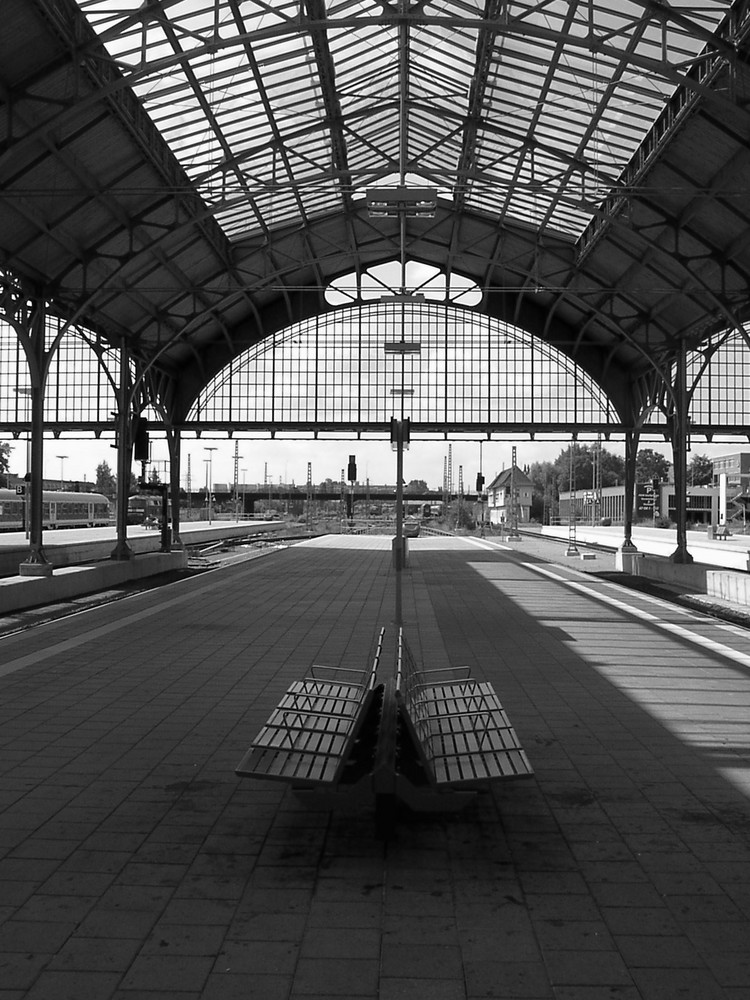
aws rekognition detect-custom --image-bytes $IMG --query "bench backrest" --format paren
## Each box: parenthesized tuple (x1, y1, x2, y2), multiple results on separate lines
(371, 625, 385, 686)
(395, 629, 439, 780)
(307, 625, 385, 692)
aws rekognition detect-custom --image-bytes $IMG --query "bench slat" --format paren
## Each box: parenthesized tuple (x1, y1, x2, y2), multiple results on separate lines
(252, 722, 352, 754)
(433, 746, 533, 784)
(278, 691, 364, 717)
(238, 745, 342, 784)
(262, 711, 355, 737)
(422, 718, 522, 752)
(285, 682, 366, 706)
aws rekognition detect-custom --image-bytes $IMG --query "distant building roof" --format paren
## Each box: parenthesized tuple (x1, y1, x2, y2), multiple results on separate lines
(487, 466, 533, 491)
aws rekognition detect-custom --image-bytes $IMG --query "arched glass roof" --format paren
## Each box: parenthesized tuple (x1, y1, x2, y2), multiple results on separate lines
(73, 1, 733, 241)
(187, 301, 618, 429)
(3, 0, 749, 429)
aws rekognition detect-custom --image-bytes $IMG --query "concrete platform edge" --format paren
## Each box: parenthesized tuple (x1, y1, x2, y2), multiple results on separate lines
(0, 550, 188, 614)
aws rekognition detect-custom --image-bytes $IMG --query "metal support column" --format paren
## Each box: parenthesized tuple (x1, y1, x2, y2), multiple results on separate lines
(670, 337, 693, 564)
(167, 425, 182, 549)
(19, 301, 51, 577)
(111, 341, 133, 561)
(19, 379, 52, 576)
(621, 429, 639, 553)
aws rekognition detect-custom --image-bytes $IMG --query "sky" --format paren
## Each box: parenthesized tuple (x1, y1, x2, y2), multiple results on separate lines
(7, 431, 741, 493)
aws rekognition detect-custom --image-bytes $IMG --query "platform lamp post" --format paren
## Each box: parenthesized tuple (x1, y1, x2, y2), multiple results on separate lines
(233, 444, 242, 522)
(368, 187, 432, 629)
(389, 417, 411, 628)
(57, 455, 68, 491)
(566, 439, 579, 557)
(384, 330, 421, 629)
(204, 446, 216, 524)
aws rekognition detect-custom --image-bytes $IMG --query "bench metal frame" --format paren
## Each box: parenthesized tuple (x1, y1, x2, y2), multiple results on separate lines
(235, 627, 384, 788)
(235, 626, 533, 818)
(396, 629, 534, 790)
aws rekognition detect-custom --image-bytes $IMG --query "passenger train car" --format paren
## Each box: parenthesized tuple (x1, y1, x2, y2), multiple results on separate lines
(0, 489, 111, 531)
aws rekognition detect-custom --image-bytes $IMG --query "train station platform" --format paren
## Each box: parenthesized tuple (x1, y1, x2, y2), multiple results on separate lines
(2, 533, 750, 999)
(3, 519, 750, 618)
(0, 521, 287, 615)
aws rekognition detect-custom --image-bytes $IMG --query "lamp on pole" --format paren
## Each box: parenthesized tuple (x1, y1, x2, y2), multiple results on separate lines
(384, 342, 419, 629)
(204, 447, 217, 524)
(57, 455, 68, 491)
(234, 451, 243, 522)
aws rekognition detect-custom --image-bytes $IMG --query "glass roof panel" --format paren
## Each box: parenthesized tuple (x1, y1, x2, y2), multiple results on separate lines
(74, 0, 732, 242)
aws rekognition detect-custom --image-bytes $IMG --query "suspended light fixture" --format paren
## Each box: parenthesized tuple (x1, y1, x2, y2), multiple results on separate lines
(365, 187, 437, 218)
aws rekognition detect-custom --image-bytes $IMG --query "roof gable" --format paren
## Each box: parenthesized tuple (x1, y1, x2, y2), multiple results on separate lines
(488, 466, 533, 490)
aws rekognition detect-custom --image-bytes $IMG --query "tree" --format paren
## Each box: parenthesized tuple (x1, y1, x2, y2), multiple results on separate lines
(95, 460, 116, 497)
(525, 446, 626, 523)
(635, 448, 671, 483)
(552, 444, 625, 494)
(0, 442, 11, 486)
(527, 460, 556, 522)
(405, 478, 428, 494)
(688, 452, 713, 486)
(447, 499, 475, 531)
(599, 449, 626, 487)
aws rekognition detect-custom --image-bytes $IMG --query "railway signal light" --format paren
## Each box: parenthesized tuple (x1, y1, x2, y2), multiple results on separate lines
(132, 416, 149, 461)
(390, 418, 410, 450)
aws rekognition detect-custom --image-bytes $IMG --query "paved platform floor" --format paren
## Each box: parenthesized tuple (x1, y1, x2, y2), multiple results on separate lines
(2, 534, 750, 999)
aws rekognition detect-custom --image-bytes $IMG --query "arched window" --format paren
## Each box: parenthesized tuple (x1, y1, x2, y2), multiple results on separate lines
(189, 301, 617, 428)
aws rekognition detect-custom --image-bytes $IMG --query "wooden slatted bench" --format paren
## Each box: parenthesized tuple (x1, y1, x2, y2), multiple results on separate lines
(235, 627, 384, 788)
(396, 629, 533, 789)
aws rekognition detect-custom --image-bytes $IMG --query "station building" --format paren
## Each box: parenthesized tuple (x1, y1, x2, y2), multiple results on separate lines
(486, 466, 533, 525)
(712, 452, 750, 491)
(559, 483, 718, 527)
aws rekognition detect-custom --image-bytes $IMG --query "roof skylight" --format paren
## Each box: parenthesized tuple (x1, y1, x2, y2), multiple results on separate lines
(74, 1, 733, 241)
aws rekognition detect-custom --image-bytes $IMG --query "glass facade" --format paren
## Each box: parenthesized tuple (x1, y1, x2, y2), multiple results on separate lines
(0, 320, 119, 427)
(188, 300, 618, 428)
(689, 332, 750, 429)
